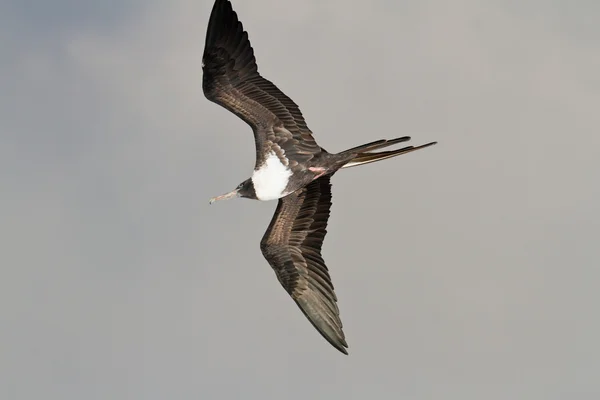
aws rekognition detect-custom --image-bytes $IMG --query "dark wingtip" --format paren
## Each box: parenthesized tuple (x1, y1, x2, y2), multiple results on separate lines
(205, 0, 237, 47)
(294, 296, 349, 355)
(321, 329, 349, 355)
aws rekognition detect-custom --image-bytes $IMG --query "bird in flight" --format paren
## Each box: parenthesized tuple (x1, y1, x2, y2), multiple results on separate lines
(203, 0, 436, 354)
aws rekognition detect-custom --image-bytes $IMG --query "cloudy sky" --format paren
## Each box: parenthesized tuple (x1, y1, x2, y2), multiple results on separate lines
(2, 0, 599, 399)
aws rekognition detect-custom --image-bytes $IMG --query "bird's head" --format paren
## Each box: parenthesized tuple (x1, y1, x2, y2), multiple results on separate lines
(209, 178, 256, 204)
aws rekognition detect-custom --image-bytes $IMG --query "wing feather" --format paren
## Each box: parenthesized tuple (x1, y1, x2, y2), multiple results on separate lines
(202, 0, 322, 167)
(260, 176, 348, 354)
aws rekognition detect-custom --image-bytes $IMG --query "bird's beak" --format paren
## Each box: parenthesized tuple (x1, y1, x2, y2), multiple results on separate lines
(209, 188, 239, 204)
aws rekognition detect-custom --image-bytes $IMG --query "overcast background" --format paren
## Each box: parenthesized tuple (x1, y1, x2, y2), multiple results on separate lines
(2, 0, 599, 399)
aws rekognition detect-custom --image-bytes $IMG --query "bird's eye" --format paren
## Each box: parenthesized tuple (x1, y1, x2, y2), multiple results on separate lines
(238, 182, 244, 189)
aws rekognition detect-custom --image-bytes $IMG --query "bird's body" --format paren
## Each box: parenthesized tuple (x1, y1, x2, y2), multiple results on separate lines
(203, 0, 436, 354)
(251, 151, 343, 200)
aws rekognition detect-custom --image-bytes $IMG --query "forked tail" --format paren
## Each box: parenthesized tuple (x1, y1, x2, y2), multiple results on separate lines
(339, 136, 437, 169)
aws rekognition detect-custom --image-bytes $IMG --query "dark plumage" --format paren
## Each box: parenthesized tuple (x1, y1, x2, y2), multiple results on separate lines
(203, 0, 437, 354)
(202, 0, 321, 170)
(260, 176, 347, 353)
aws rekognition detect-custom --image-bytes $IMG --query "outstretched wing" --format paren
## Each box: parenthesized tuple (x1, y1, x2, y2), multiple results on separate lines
(260, 176, 348, 354)
(202, 0, 323, 168)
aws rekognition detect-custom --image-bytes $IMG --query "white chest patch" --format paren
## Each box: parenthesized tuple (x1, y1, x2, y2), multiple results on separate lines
(251, 151, 292, 201)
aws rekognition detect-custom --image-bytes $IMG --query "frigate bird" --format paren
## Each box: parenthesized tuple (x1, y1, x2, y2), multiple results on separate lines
(203, 0, 436, 354)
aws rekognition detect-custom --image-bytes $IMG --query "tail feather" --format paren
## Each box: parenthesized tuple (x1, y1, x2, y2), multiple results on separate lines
(340, 136, 411, 154)
(340, 138, 437, 169)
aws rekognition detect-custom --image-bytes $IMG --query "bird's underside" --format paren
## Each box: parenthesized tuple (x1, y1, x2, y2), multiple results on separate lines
(202, 0, 436, 355)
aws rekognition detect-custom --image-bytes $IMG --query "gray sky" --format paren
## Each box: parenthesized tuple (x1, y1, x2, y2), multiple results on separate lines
(2, 0, 599, 399)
